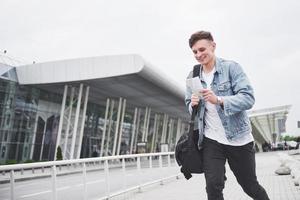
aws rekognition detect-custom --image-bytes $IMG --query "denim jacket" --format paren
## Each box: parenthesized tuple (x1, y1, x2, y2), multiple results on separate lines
(185, 57, 255, 147)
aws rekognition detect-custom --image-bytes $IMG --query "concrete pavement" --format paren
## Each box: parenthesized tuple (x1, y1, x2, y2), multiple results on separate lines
(127, 152, 300, 200)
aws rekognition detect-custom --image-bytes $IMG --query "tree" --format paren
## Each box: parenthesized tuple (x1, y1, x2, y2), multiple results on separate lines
(56, 146, 63, 160)
(281, 135, 300, 142)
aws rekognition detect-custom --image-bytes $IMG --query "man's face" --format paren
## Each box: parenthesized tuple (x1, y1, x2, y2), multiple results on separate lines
(191, 39, 216, 65)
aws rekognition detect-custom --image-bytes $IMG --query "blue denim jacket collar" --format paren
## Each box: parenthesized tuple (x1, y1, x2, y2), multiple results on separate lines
(215, 57, 223, 74)
(199, 57, 223, 81)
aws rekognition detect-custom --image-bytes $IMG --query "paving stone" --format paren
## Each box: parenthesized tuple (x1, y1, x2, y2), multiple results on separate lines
(129, 152, 300, 200)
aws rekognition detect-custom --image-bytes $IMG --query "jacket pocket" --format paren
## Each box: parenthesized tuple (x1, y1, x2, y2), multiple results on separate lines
(217, 81, 232, 95)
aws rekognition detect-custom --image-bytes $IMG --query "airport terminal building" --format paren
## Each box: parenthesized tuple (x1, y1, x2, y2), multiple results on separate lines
(0, 54, 291, 164)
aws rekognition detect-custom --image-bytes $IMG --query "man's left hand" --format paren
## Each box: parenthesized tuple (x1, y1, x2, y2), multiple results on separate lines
(201, 89, 218, 104)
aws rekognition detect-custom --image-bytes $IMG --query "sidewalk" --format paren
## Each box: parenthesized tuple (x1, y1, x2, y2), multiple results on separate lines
(129, 152, 300, 200)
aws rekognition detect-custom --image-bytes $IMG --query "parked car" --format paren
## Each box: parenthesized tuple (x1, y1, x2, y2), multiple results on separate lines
(273, 141, 298, 150)
(286, 141, 298, 149)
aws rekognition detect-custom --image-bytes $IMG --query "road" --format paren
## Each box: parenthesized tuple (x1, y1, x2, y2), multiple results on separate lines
(0, 158, 179, 200)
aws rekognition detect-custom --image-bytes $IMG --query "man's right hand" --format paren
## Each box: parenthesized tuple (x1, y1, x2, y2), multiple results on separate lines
(191, 94, 200, 107)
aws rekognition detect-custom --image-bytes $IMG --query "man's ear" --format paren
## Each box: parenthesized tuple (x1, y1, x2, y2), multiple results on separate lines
(212, 42, 216, 50)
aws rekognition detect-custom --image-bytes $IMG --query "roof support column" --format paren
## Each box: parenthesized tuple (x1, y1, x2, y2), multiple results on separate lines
(274, 115, 279, 135)
(129, 107, 138, 154)
(54, 85, 68, 160)
(117, 99, 126, 155)
(161, 114, 168, 144)
(144, 108, 151, 143)
(100, 98, 110, 157)
(70, 84, 83, 159)
(168, 119, 174, 150)
(39, 119, 47, 161)
(133, 108, 141, 153)
(175, 118, 182, 143)
(266, 115, 273, 142)
(180, 122, 186, 137)
(30, 113, 40, 159)
(112, 98, 122, 156)
(142, 107, 148, 142)
(150, 114, 158, 153)
(63, 87, 75, 159)
(76, 86, 89, 159)
(105, 100, 115, 156)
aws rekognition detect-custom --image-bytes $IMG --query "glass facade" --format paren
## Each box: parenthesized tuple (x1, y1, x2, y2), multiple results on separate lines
(0, 79, 64, 164)
(0, 78, 188, 164)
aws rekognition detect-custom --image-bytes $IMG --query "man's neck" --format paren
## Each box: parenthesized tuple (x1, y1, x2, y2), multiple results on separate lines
(203, 56, 216, 73)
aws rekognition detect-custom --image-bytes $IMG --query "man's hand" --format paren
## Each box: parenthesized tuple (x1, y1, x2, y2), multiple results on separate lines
(201, 89, 218, 104)
(191, 94, 200, 107)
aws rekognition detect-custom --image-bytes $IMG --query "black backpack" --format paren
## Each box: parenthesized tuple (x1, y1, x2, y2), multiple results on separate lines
(175, 65, 203, 180)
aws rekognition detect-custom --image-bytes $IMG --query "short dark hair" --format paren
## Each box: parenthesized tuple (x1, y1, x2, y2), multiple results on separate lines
(189, 31, 214, 48)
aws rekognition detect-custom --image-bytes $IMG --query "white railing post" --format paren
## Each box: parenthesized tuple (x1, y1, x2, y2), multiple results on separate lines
(83, 163, 88, 200)
(10, 170, 15, 200)
(104, 160, 110, 198)
(137, 156, 142, 191)
(149, 156, 152, 169)
(137, 156, 141, 171)
(122, 158, 126, 189)
(51, 165, 57, 200)
(159, 155, 163, 168)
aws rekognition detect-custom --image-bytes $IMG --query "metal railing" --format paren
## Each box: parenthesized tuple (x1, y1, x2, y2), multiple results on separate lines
(0, 152, 179, 200)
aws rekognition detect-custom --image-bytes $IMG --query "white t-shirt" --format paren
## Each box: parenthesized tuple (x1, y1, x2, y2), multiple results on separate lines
(202, 68, 254, 146)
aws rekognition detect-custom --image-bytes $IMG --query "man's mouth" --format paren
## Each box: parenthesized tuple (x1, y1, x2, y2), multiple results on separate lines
(197, 56, 205, 62)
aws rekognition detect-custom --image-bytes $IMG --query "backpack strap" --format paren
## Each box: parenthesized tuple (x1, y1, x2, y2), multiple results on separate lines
(190, 65, 201, 127)
(193, 64, 201, 78)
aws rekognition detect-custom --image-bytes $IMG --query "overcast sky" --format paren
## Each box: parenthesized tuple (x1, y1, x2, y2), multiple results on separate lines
(1, 0, 300, 135)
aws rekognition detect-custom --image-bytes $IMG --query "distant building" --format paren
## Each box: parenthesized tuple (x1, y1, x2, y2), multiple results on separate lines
(248, 105, 291, 148)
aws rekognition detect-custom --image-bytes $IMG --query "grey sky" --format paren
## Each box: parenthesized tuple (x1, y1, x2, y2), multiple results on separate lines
(1, 0, 300, 135)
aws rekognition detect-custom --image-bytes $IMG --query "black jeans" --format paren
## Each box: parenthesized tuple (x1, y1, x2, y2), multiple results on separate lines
(203, 137, 270, 200)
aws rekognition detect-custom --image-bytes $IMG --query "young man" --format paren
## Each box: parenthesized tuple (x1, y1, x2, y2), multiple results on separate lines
(185, 31, 270, 200)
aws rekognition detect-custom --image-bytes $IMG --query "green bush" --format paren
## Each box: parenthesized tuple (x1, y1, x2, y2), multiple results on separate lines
(281, 135, 300, 142)
(24, 159, 34, 163)
(5, 159, 17, 165)
(56, 146, 63, 160)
